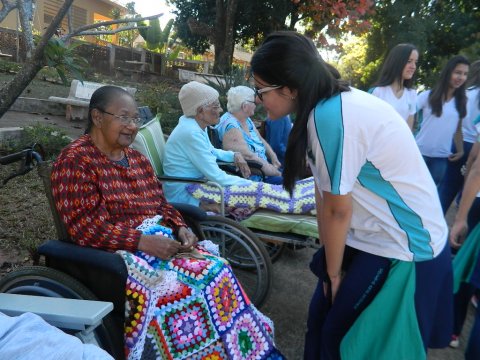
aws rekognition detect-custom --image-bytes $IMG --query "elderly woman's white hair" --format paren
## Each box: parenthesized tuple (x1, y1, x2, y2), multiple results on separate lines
(226, 86, 255, 113)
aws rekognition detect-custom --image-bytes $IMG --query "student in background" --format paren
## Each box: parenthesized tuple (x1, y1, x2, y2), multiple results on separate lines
(415, 55, 470, 185)
(439, 59, 480, 213)
(371, 43, 419, 130)
(264, 114, 292, 168)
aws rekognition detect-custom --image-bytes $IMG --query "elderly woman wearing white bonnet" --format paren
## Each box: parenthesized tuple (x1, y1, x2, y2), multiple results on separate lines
(216, 85, 283, 184)
(162, 81, 252, 209)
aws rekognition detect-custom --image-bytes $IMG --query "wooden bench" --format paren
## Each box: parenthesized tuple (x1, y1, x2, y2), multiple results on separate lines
(49, 80, 136, 121)
(0, 293, 113, 342)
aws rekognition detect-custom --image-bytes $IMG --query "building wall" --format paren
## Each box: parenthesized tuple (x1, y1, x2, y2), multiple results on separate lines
(0, 0, 122, 34)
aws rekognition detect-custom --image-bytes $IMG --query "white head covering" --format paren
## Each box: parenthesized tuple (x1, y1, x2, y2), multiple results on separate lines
(178, 81, 219, 117)
(227, 86, 255, 112)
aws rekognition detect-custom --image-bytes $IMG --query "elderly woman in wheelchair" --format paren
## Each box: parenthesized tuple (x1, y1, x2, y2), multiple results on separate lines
(48, 85, 283, 359)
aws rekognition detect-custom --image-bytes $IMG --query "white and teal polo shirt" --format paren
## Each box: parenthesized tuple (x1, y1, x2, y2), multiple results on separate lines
(307, 88, 448, 261)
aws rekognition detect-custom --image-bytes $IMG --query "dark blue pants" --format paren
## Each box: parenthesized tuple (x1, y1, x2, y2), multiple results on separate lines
(466, 290, 480, 360)
(453, 282, 475, 336)
(423, 156, 448, 186)
(304, 244, 452, 359)
(304, 247, 390, 360)
(438, 141, 474, 213)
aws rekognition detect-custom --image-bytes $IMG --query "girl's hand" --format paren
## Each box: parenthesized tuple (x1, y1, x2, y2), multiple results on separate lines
(448, 151, 464, 162)
(323, 273, 343, 305)
(450, 220, 468, 248)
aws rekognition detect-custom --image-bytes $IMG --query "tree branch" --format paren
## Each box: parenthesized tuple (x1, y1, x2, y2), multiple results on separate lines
(0, 0, 75, 118)
(74, 26, 148, 37)
(0, 0, 17, 24)
(62, 14, 163, 40)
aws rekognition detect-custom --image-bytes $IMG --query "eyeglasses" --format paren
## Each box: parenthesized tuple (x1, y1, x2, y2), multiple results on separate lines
(98, 109, 143, 127)
(244, 100, 256, 104)
(253, 85, 282, 101)
(204, 102, 222, 111)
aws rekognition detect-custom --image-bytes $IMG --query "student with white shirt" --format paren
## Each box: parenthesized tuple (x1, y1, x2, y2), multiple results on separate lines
(439, 60, 480, 213)
(250, 31, 452, 360)
(371, 43, 418, 130)
(415, 55, 470, 185)
(447, 59, 480, 352)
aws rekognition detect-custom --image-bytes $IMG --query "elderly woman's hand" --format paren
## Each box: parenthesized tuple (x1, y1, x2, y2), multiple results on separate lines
(271, 156, 282, 170)
(138, 234, 182, 259)
(177, 226, 198, 250)
(234, 152, 251, 178)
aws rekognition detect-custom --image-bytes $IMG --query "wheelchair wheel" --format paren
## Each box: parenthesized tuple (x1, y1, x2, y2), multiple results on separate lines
(198, 216, 272, 307)
(0, 266, 118, 358)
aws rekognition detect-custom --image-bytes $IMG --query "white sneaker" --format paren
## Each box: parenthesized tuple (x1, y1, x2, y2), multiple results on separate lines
(472, 295, 478, 308)
(449, 335, 459, 349)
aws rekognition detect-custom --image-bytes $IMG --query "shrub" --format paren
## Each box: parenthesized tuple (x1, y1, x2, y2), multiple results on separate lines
(0, 59, 21, 74)
(13, 123, 71, 160)
(136, 82, 183, 134)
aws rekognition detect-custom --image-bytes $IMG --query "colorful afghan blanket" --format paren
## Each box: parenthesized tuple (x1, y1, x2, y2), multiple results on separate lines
(186, 177, 315, 214)
(117, 216, 284, 360)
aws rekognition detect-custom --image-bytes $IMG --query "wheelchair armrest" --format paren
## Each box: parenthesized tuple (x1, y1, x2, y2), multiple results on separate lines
(38, 240, 127, 278)
(217, 160, 265, 181)
(157, 175, 208, 184)
(170, 202, 207, 221)
(38, 240, 128, 318)
(246, 160, 263, 170)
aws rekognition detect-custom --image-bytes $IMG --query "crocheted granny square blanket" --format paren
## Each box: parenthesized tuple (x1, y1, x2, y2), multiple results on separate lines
(186, 177, 315, 214)
(118, 216, 284, 360)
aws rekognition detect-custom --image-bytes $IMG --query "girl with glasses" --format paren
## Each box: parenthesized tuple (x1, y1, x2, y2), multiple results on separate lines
(251, 31, 452, 359)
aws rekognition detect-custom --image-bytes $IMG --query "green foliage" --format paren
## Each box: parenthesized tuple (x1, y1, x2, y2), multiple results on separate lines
(43, 38, 88, 85)
(12, 123, 71, 160)
(0, 59, 21, 74)
(136, 83, 183, 134)
(138, 18, 174, 53)
(336, 34, 370, 89)
(110, 7, 121, 19)
(201, 67, 250, 108)
(146, 18, 162, 50)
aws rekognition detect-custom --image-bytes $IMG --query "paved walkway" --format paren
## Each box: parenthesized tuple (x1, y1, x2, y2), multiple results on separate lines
(0, 110, 85, 139)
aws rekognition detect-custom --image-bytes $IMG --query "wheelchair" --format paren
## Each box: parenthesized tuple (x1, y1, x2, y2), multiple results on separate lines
(0, 146, 272, 360)
(134, 115, 322, 265)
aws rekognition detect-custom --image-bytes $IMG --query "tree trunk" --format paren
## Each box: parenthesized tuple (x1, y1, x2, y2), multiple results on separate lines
(0, 0, 75, 119)
(213, 0, 238, 74)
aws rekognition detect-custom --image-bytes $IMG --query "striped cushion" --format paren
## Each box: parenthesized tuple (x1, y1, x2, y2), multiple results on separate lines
(131, 115, 166, 176)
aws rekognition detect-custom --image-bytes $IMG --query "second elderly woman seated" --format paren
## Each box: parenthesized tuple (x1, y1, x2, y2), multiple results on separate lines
(216, 86, 283, 184)
(51, 85, 283, 359)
